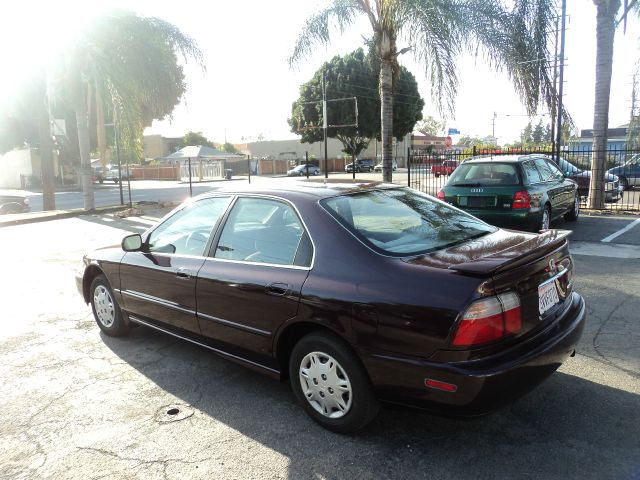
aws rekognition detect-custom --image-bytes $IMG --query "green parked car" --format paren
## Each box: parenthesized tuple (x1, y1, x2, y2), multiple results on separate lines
(437, 155, 580, 231)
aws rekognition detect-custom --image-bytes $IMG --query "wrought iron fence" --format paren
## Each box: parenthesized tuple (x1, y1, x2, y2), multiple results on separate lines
(407, 146, 640, 212)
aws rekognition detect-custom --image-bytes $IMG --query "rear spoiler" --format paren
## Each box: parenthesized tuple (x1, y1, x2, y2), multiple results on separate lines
(448, 230, 572, 276)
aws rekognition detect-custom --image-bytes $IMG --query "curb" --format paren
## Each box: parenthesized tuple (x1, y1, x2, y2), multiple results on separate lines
(0, 205, 128, 228)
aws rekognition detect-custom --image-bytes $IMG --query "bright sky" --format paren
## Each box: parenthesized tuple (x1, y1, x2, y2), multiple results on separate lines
(1, 0, 639, 145)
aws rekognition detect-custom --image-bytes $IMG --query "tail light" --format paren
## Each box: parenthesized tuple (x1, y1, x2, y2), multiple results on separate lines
(437, 190, 445, 200)
(452, 292, 522, 347)
(512, 190, 531, 209)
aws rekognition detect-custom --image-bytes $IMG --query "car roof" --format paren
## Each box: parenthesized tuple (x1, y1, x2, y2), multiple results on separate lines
(197, 181, 401, 201)
(464, 154, 547, 164)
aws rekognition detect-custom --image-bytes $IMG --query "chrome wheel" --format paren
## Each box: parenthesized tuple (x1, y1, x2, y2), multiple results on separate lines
(93, 285, 115, 328)
(299, 351, 352, 419)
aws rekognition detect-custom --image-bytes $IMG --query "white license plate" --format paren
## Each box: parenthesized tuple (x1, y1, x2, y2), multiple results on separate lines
(538, 281, 560, 315)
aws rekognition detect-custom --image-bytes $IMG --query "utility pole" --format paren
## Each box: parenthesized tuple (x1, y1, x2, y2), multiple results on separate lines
(555, 0, 567, 161)
(492, 112, 497, 143)
(551, 12, 560, 153)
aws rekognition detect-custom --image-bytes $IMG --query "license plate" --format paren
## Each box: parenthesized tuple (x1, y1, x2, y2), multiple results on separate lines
(538, 281, 560, 315)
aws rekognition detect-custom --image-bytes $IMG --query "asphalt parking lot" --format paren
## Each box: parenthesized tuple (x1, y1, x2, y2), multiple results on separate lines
(1, 207, 638, 480)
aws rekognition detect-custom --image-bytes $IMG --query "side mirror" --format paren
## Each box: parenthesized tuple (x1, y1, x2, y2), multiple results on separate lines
(122, 234, 143, 252)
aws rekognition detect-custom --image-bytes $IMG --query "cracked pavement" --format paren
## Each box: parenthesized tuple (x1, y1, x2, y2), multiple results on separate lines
(0, 208, 638, 479)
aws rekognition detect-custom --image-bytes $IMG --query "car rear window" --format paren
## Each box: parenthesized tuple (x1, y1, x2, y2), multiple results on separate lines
(321, 188, 495, 256)
(449, 162, 521, 186)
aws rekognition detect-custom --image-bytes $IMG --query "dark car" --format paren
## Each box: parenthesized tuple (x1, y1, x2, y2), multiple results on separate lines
(287, 164, 320, 177)
(607, 154, 640, 190)
(94, 166, 130, 183)
(549, 156, 622, 202)
(438, 155, 580, 231)
(0, 191, 30, 214)
(77, 183, 585, 432)
(345, 158, 375, 173)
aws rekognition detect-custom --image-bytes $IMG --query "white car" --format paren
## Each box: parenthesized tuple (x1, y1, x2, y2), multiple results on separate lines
(373, 160, 397, 172)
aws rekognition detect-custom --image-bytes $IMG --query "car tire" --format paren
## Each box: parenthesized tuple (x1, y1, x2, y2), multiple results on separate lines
(564, 194, 580, 221)
(434, 173, 440, 178)
(90, 274, 128, 337)
(313, 170, 319, 176)
(620, 176, 629, 191)
(539, 204, 551, 231)
(289, 331, 379, 433)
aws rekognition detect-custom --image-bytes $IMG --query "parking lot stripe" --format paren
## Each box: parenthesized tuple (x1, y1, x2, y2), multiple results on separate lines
(601, 218, 640, 243)
(570, 242, 640, 258)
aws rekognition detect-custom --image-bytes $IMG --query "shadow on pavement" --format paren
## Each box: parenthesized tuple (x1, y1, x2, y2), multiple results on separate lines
(102, 326, 640, 480)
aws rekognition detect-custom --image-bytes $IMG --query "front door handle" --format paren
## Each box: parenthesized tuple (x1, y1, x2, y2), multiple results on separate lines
(176, 268, 193, 279)
(265, 283, 290, 296)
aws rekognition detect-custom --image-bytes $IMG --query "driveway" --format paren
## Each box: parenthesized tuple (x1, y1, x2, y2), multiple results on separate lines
(0, 210, 638, 479)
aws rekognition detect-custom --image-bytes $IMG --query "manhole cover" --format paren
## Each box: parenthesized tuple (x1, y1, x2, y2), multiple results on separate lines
(155, 404, 194, 423)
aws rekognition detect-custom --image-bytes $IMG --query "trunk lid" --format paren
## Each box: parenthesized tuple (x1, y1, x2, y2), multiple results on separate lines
(406, 229, 574, 339)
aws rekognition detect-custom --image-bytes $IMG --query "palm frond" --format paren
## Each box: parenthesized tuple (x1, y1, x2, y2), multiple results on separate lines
(289, 0, 363, 66)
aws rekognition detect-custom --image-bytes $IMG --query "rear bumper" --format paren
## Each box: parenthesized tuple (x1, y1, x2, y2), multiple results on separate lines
(359, 292, 586, 416)
(462, 209, 540, 230)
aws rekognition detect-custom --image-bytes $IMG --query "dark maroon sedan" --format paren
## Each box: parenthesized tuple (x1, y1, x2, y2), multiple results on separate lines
(76, 183, 585, 432)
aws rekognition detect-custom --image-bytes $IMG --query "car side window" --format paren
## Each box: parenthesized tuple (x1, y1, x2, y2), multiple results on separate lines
(522, 161, 542, 184)
(214, 197, 308, 266)
(544, 160, 564, 180)
(147, 197, 230, 256)
(534, 158, 554, 182)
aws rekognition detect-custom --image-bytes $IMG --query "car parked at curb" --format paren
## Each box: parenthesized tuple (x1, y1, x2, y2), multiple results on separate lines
(548, 156, 622, 203)
(438, 155, 580, 232)
(94, 166, 130, 183)
(0, 191, 30, 214)
(77, 182, 586, 432)
(345, 158, 375, 173)
(373, 160, 397, 172)
(607, 154, 640, 190)
(287, 164, 320, 177)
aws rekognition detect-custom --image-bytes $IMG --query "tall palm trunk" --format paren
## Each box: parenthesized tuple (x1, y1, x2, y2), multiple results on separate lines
(96, 87, 108, 170)
(380, 59, 394, 183)
(38, 102, 56, 211)
(589, 0, 620, 209)
(76, 90, 95, 210)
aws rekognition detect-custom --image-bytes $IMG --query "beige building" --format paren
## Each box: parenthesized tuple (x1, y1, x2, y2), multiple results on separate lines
(142, 135, 182, 160)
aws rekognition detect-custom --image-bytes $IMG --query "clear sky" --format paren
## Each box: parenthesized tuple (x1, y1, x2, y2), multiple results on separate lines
(1, 0, 639, 145)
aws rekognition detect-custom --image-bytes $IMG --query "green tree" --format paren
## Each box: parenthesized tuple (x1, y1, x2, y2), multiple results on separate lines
(180, 131, 214, 148)
(457, 134, 485, 147)
(50, 10, 202, 210)
(289, 48, 423, 157)
(416, 116, 444, 136)
(532, 119, 546, 144)
(220, 142, 239, 154)
(290, 0, 557, 182)
(521, 122, 533, 145)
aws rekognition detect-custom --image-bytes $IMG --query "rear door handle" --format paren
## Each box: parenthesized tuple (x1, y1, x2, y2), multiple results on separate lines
(176, 268, 193, 279)
(265, 283, 290, 296)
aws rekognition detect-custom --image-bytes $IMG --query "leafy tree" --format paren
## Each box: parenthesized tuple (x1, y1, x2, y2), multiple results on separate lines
(521, 122, 533, 145)
(291, 0, 557, 182)
(416, 116, 444, 136)
(180, 131, 214, 148)
(532, 119, 546, 144)
(50, 10, 203, 210)
(457, 135, 485, 147)
(289, 48, 423, 157)
(220, 142, 239, 154)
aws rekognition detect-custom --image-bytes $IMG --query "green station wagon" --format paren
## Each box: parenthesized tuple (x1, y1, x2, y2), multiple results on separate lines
(437, 155, 580, 231)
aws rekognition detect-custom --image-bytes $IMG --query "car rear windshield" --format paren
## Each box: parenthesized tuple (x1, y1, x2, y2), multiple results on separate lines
(449, 162, 521, 186)
(320, 188, 496, 256)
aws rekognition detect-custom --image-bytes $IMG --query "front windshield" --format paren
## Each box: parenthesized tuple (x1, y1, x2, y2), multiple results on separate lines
(321, 188, 496, 256)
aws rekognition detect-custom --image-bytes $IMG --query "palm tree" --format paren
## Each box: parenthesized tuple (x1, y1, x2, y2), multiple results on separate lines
(588, 0, 639, 209)
(51, 10, 203, 210)
(290, 0, 557, 182)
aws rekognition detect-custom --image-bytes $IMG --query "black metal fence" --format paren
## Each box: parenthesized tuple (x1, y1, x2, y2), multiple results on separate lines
(407, 146, 640, 212)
